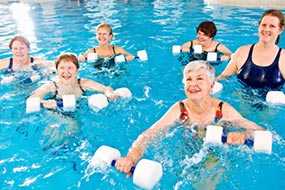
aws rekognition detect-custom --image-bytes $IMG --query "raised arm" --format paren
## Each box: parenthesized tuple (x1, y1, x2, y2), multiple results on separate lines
(115, 102, 181, 174)
(78, 48, 93, 63)
(33, 58, 56, 74)
(29, 82, 58, 109)
(217, 43, 232, 61)
(217, 45, 249, 80)
(221, 102, 264, 144)
(80, 78, 117, 99)
(115, 46, 134, 62)
(279, 49, 285, 79)
(181, 41, 192, 52)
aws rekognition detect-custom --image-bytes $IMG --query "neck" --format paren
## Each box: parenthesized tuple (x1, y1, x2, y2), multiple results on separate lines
(201, 39, 213, 49)
(13, 55, 30, 66)
(58, 77, 77, 86)
(187, 96, 213, 114)
(256, 41, 277, 49)
(99, 44, 111, 48)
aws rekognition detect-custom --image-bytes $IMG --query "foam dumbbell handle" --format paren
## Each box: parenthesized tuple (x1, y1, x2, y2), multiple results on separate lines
(244, 139, 254, 147)
(56, 99, 63, 108)
(111, 160, 136, 175)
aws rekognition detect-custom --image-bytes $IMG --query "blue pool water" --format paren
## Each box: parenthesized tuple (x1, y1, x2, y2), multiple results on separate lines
(0, 1, 285, 189)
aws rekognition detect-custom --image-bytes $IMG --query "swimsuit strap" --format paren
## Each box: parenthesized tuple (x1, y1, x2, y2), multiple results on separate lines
(189, 41, 193, 52)
(214, 43, 221, 52)
(77, 78, 85, 93)
(214, 101, 223, 123)
(53, 81, 59, 98)
(179, 101, 189, 123)
(8, 58, 13, 71)
(271, 47, 282, 67)
(112, 45, 117, 55)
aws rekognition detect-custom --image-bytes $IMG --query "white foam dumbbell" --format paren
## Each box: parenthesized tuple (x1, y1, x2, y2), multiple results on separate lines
(136, 50, 148, 62)
(90, 145, 163, 190)
(205, 125, 224, 145)
(62, 95, 76, 112)
(205, 125, 272, 154)
(0, 75, 16, 84)
(172, 45, 181, 55)
(87, 53, 98, 63)
(193, 45, 203, 54)
(115, 50, 148, 64)
(88, 94, 109, 112)
(26, 97, 41, 113)
(252, 131, 272, 154)
(207, 52, 218, 62)
(114, 87, 132, 99)
(266, 91, 285, 104)
(211, 81, 223, 94)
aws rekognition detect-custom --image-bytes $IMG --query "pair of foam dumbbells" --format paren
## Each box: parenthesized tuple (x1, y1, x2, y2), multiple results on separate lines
(26, 87, 132, 113)
(172, 44, 219, 62)
(205, 125, 273, 154)
(86, 50, 148, 64)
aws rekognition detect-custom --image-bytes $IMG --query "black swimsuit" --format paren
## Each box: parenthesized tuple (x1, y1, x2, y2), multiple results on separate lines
(7, 57, 35, 72)
(93, 46, 117, 69)
(237, 44, 285, 89)
(52, 78, 85, 100)
(189, 41, 222, 61)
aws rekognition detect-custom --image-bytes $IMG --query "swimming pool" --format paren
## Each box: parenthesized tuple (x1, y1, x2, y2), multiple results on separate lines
(0, 0, 285, 189)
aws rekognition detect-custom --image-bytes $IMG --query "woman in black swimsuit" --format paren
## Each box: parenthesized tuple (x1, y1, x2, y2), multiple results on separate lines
(218, 9, 285, 90)
(78, 23, 134, 68)
(180, 21, 232, 62)
(29, 53, 117, 110)
(0, 36, 53, 72)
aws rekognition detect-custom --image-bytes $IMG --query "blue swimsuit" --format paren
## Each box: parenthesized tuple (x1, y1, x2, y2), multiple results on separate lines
(237, 45, 285, 89)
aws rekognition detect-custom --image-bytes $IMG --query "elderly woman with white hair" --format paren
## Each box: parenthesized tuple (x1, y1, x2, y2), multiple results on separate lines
(115, 60, 264, 175)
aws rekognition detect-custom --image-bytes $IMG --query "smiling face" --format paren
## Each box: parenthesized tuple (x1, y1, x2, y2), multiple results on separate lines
(183, 61, 215, 101)
(57, 60, 78, 83)
(197, 30, 212, 45)
(258, 15, 282, 44)
(11, 40, 29, 59)
(96, 26, 113, 46)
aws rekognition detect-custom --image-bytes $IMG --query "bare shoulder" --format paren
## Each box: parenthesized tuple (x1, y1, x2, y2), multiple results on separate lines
(235, 44, 251, 55)
(279, 48, 285, 76)
(114, 45, 127, 53)
(182, 40, 192, 47)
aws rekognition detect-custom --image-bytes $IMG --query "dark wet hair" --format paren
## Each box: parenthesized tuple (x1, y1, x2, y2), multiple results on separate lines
(55, 53, 79, 70)
(196, 21, 217, 38)
(259, 9, 285, 44)
(9, 36, 30, 49)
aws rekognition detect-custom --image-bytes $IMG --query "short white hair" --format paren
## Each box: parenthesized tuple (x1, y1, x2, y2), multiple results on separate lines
(182, 60, 215, 84)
